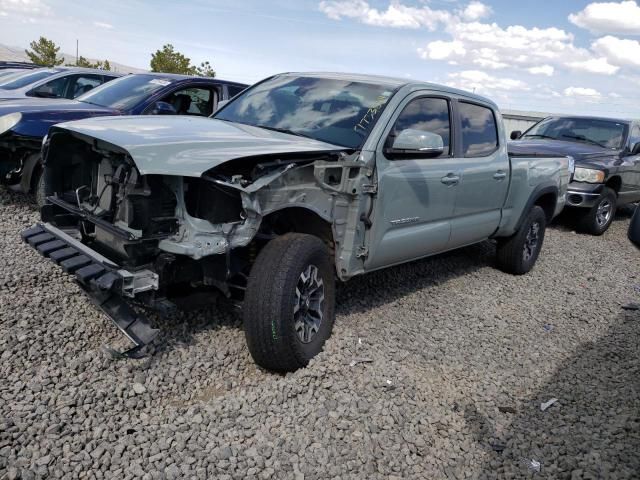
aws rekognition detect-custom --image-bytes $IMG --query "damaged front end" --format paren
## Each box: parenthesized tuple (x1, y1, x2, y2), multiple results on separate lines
(25, 128, 369, 355)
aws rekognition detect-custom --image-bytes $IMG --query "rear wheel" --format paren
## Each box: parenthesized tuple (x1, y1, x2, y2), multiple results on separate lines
(576, 187, 616, 235)
(496, 206, 547, 275)
(243, 233, 335, 372)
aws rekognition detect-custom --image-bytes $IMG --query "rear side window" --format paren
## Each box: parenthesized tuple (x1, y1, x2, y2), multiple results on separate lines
(227, 85, 246, 98)
(70, 75, 103, 98)
(459, 102, 498, 157)
(390, 97, 451, 155)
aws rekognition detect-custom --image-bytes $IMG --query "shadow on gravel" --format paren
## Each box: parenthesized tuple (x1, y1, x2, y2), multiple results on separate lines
(336, 241, 495, 316)
(144, 298, 242, 356)
(466, 309, 640, 479)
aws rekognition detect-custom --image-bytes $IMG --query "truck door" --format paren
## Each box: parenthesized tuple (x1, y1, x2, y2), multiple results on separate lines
(620, 123, 640, 203)
(364, 94, 459, 271)
(448, 101, 510, 246)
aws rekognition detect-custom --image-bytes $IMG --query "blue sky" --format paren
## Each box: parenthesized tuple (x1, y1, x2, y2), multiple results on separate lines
(1, 0, 640, 117)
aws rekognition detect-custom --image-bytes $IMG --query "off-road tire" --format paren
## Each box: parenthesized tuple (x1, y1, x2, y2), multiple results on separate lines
(576, 187, 616, 236)
(243, 233, 335, 372)
(496, 205, 546, 275)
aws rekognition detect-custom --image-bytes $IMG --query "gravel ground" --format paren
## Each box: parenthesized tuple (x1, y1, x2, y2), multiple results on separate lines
(1, 187, 638, 480)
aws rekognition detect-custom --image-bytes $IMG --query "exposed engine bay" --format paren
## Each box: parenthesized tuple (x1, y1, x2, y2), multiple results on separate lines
(41, 130, 372, 305)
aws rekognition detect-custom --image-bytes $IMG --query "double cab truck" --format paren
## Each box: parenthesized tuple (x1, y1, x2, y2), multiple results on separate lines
(23, 73, 570, 371)
(511, 116, 640, 235)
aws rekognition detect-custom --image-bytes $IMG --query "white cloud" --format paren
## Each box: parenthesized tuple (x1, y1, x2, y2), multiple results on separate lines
(528, 65, 555, 76)
(418, 40, 466, 60)
(447, 70, 529, 95)
(564, 87, 602, 97)
(0, 0, 50, 16)
(567, 57, 620, 74)
(592, 35, 640, 68)
(419, 21, 585, 77)
(460, 1, 492, 21)
(318, 0, 451, 30)
(569, 1, 640, 35)
(93, 21, 113, 29)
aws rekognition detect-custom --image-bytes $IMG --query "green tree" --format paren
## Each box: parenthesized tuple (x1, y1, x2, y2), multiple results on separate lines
(150, 44, 196, 75)
(25, 36, 64, 67)
(67, 56, 112, 70)
(195, 61, 216, 77)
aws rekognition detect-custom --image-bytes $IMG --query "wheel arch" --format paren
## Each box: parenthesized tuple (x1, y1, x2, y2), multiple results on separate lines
(513, 185, 558, 232)
(605, 175, 622, 194)
(260, 206, 335, 250)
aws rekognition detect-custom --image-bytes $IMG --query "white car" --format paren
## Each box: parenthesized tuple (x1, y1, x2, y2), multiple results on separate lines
(0, 67, 122, 100)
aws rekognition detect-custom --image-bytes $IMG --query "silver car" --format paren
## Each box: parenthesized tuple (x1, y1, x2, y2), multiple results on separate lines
(0, 67, 122, 100)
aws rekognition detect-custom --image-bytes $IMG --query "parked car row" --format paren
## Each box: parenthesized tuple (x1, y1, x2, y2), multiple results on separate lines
(1, 69, 633, 372)
(0, 72, 246, 202)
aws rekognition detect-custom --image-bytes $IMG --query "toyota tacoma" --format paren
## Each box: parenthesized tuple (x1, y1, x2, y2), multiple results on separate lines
(22, 73, 570, 371)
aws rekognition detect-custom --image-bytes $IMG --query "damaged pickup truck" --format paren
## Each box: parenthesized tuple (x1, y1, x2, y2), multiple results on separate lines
(23, 73, 571, 371)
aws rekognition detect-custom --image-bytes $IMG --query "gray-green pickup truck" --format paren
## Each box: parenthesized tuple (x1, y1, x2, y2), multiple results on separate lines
(23, 73, 571, 371)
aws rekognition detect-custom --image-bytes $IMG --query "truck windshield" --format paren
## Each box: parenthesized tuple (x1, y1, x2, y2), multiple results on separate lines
(214, 75, 396, 149)
(77, 75, 175, 111)
(522, 117, 628, 149)
(0, 69, 58, 90)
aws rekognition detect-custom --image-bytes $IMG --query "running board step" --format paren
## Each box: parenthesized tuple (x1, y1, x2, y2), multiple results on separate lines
(22, 223, 159, 358)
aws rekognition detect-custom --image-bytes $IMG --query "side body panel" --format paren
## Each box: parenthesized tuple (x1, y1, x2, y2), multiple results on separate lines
(494, 155, 569, 237)
(449, 106, 510, 245)
(363, 90, 459, 270)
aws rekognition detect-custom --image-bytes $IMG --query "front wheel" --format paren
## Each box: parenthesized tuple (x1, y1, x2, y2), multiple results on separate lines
(496, 205, 547, 275)
(243, 233, 336, 372)
(576, 187, 616, 235)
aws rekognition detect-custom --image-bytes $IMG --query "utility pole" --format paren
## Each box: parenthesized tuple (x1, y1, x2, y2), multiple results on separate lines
(76, 39, 78, 65)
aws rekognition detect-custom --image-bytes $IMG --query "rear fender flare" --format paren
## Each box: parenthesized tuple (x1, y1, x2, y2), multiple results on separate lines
(512, 184, 558, 234)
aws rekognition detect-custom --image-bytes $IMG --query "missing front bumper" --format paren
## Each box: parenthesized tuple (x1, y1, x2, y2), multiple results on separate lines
(21, 222, 160, 358)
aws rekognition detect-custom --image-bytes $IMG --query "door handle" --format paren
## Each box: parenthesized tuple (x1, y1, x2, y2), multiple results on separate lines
(441, 173, 460, 186)
(493, 171, 507, 180)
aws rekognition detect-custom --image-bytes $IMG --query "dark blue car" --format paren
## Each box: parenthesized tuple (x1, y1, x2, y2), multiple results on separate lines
(0, 73, 247, 202)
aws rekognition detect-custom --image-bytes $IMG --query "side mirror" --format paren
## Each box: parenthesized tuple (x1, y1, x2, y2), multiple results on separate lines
(385, 129, 444, 159)
(629, 207, 640, 249)
(30, 86, 57, 98)
(152, 101, 177, 115)
(510, 130, 522, 140)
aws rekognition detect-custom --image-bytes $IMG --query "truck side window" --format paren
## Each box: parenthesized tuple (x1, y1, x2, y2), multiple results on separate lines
(390, 97, 450, 156)
(459, 102, 499, 157)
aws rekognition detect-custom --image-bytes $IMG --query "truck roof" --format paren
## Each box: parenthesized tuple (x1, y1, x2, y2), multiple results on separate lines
(279, 71, 499, 109)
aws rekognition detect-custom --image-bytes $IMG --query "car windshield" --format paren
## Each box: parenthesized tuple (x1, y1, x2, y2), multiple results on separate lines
(214, 75, 396, 149)
(523, 117, 628, 149)
(77, 74, 175, 110)
(0, 69, 58, 90)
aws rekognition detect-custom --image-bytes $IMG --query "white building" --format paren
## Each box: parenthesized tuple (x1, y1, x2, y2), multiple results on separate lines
(501, 109, 549, 136)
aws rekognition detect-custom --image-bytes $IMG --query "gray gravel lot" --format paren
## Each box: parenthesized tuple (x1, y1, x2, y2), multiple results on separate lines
(1, 187, 638, 480)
